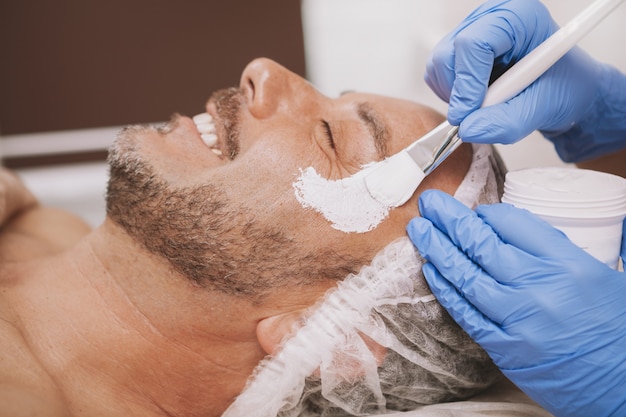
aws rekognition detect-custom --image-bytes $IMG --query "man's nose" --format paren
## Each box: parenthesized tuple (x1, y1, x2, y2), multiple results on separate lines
(239, 58, 309, 119)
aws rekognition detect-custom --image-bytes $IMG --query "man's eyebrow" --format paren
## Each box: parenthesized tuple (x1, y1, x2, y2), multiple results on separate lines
(356, 102, 388, 158)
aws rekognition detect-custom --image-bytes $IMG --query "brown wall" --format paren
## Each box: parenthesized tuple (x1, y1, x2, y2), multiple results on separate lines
(0, 0, 305, 138)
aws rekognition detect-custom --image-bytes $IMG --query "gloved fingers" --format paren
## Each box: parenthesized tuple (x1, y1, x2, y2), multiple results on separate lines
(424, 33, 455, 104)
(536, 47, 603, 134)
(474, 203, 578, 260)
(458, 61, 575, 144)
(424, 0, 522, 110)
(416, 190, 533, 279)
(423, 3, 489, 104)
(422, 263, 517, 370)
(458, 92, 540, 144)
(421, 262, 508, 345)
(447, 13, 520, 125)
(408, 215, 517, 323)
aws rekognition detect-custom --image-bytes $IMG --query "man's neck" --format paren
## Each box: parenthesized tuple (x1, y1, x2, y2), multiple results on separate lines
(15, 220, 267, 417)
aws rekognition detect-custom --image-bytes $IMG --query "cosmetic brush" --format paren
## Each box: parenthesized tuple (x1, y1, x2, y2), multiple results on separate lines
(364, 0, 626, 208)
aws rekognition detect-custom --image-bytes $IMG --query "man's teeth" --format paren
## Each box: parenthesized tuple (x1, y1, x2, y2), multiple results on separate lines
(193, 113, 219, 148)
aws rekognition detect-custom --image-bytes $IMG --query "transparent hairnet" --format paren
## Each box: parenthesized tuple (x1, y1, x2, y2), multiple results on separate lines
(223, 144, 506, 417)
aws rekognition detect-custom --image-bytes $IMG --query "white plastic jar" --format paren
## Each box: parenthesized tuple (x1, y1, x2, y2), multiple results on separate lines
(502, 167, 626, 270)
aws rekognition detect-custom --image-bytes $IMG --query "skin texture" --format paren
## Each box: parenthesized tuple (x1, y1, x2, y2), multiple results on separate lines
(0, 58, 473, 417)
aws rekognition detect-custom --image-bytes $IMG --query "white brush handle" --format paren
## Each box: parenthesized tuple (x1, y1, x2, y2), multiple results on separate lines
(483, 0, 626, 107)
(364, 0, 625, 208)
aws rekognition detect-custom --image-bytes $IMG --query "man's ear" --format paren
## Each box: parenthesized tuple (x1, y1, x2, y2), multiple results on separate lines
(256, 311, 304, 355)
(256, 311, 388, 367)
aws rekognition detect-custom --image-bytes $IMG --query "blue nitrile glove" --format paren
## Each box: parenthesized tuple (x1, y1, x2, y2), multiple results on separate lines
(407, 190, 626, 417)
(424, 0, 626, 162)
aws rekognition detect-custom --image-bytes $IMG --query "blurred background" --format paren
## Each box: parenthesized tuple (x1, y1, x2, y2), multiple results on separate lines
(2, 0, 625, 227)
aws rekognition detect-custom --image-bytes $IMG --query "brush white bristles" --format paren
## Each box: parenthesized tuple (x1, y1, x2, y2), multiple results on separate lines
(364, 0, 624, 208)
(363, 152, 425, 208)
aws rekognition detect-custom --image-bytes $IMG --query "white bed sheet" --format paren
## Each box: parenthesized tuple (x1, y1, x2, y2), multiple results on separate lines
(382, 401, 551, 417)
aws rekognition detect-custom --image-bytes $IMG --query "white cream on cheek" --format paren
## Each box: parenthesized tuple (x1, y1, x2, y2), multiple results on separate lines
(292, 164, 391, 233)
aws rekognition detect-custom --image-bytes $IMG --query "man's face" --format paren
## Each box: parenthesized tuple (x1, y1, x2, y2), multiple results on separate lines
(106, 58, 447, 302)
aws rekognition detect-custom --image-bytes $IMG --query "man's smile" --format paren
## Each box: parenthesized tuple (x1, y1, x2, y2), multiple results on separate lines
(193, 112, 225, 159)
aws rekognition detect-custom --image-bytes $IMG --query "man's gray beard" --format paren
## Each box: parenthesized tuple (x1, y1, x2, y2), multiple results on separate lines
(105, 124, 364, 301)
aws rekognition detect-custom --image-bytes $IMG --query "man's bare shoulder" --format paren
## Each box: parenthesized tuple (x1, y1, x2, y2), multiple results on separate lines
(0, 199, 89, 415)
(0, 206, 92, 263)
(0, 312, 69, 416)
(0, 166, 92, 262)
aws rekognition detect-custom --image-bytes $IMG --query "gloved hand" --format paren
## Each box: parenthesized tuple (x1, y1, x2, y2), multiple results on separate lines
(407, 190, 626, 417)
(425, 0, 626, 162)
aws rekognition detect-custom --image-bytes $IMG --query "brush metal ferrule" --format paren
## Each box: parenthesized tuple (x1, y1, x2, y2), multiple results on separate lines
(405, 120, 462, 175)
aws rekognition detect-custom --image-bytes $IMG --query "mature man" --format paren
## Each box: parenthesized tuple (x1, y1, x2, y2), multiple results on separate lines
(1, 58, 542, 417)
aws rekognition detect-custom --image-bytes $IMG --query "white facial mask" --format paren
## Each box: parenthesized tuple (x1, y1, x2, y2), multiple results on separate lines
(293, 165, 390, 233)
